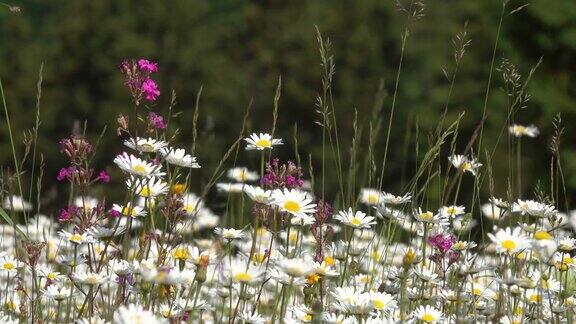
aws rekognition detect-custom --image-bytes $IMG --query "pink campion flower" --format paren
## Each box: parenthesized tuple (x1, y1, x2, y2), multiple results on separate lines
(58, 206, 79, 222)
(148, 112, 166, 130)
(57, 167, 74, 181)
(428, 233, 456, 253)
(98, 170, 110, 183)
(137, 59, 159, 73)
(109, 209, 121, 218)
(141, 78, 160, 102)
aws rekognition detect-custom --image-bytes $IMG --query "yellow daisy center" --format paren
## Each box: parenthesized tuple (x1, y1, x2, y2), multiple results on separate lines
(350, 217, 362, 226)
(233, 272, 252, 283)
(420, 212, 433, 221)
(501, 239, 517, 251)
(122, 206, 137, 217)
(514, 125, 526, 134)
(367, 194, 379, 204)
(284, 201, 301, 213)
(534, 231, 553, 240)
(529, 293, 540, 303)
(324, 256, 335, 266)
(173, 248, 189, 260)
(421, 313, 435, 322)
(132, 164, 147, 174)
(184, 204, 197, 214)
(139, 186, 151, 197)
(139, 143, 155, 152)
(373, 299, 385, 310)
(303, 314, 312, 322)
(70, 234, 83, 243)
(3, 263, 14, 270)
(47, 273, 58, 280)
(462, 162, 472, 171)
(447, 207, 456, 215)
(255, 139, 272, 148)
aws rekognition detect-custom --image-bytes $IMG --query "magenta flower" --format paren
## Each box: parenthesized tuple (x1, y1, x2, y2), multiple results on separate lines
(142, 78, 160, 102)
(428, 233, 456, 253)
(98, 170, 110, 183)
(148, 112, 166, 130)
(57, 167, 74, 181)
(109, 209, 121, 218)
(137, 59, 159, 73)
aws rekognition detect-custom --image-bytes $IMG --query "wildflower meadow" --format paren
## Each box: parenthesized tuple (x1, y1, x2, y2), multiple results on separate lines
(1, 1, 576, 323)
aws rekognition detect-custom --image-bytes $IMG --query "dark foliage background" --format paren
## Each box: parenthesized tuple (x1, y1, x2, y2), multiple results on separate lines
(1, 0, 575, 213)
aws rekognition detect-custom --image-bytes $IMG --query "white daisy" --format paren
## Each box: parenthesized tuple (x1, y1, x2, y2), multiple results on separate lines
(123, 137, 168, 153)
(126, 176, 168, 198)
(244, 132, 283, 150)
(487, 227, 531, 255)
(334, 208, 376, 229)
(509, 124, 539, 138)
(73, 196, 99, 211)
(439, 205, 465, 218)
(411, 305, 443, 323)
(214, 227, 244, 240)
(381, 192, 411, 205)
(243, 185, 273, 204)
(112, 203, 146, 218)
(58, 230, 95, 245)
(359, 188, 384, 206)
(160, 147, 200, 168)
(227, 167, 259, 182)
(448, 155, 482, 176)
(114, 152, 165, 178)
(0, 256, 21, 273)
(272, 188, 316, 219)
(113, 304, 165, 324)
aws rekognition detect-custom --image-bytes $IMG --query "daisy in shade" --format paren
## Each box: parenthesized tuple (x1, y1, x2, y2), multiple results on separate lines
(73, 196, 99, 211)
(243, 185, 273, 204)
(439, 205, 465, 218)
(509, 124, 539, 138)
(126, 176, 168, 198)
(359, 188, 384, 206)
(123, 137, 168, 153)
(114, 152, 165, 178)
(160, 147, 200, 168)
(112, 203, 146, 218)
(272, 188, 316, 218)
(3, 195, 32, 211)
(244, 132, 283, 150)
(411, 305, 444, 323)
(335, 208, 376, 229)
(381, 192, 411, 205)
(448, 155, 482, 176)
(488, 227, 531, 255)
(227, 167, 259, 182)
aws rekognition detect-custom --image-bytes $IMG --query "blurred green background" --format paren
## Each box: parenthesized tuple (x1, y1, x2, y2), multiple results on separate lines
(0, 0, 575, 212)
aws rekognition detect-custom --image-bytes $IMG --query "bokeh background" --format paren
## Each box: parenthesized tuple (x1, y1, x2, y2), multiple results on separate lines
(0, 0, 575, 212)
